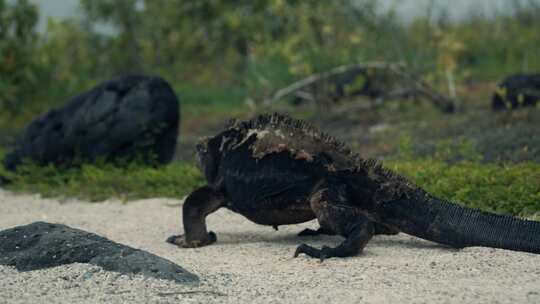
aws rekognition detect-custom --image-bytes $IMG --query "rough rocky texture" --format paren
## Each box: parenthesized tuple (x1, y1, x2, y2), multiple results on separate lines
(0, 222, 198, 284)
(493, 73, 540, 110)
(167, 113, 540, 260)
(3, 75, 180, 171)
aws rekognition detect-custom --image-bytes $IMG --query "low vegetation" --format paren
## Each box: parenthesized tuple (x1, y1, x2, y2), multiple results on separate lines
(0, 160, 205, 202)
(1, 150, 538, 217)
(388, 160, 540, 216)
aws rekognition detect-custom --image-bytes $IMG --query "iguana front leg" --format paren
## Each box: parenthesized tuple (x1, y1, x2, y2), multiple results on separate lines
(166, 186, 224, 248)
(294, 187, 375, 260)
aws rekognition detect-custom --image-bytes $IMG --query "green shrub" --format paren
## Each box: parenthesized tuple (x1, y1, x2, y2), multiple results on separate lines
(0, 0, 40, 115)
(2, 160, 205, 202)
(386, 160, 540, 216)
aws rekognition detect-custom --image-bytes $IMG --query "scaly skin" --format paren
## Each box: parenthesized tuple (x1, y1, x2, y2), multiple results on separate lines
(167, 113, 540, 260)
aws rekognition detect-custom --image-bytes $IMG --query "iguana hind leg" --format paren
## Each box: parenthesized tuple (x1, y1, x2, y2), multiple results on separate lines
(294, 220, 374, 260)
(299, 222, 396, 237)
(294, 187, 375, 260)
(166, 186, 224, 248)
(298, 226, 336, 237)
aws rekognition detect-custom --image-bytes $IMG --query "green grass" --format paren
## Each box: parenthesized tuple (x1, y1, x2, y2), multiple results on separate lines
(1, 161, 205, 202)
(387, 160, 540, 216)
(1, 154, 539, 217)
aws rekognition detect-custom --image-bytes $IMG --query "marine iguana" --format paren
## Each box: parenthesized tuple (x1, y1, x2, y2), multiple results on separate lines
(492, 73, 540, 111)
(167, 113, 540, 260)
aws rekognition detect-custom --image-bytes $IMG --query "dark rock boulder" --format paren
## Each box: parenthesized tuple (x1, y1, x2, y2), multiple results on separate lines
(4, 75, 180, 171)
(0, 222, 198, 284)
(492, 73, 540, 111)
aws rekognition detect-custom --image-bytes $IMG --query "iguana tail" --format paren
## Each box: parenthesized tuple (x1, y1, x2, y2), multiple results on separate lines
(376, 194, 540, 254)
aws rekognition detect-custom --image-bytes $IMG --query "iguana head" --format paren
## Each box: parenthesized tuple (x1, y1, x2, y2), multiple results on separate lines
(195, 129, 240, 184)
(196, 137, 221, 184)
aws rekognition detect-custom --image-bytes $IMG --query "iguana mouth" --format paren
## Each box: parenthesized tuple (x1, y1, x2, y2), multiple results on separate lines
(195, 137, 210, 166)
(196, 137, 211, 154)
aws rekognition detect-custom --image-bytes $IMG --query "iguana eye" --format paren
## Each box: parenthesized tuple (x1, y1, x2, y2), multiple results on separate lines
(196, 143, 204, 154)
(196, 138, 210, 154)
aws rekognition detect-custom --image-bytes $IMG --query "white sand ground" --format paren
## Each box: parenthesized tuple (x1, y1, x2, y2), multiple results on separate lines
(1, 189, 539, 304)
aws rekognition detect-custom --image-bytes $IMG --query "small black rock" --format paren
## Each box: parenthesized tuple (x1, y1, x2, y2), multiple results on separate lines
(0, 222, 198, 284)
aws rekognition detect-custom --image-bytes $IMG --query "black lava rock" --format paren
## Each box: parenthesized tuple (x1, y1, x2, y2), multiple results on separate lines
(492, 73, 540, 111)
(0, 222, 198, 284)
(4, 75, 180, 171)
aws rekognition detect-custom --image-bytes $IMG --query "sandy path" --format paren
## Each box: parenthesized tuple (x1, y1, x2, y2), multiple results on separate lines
(1, 189, 539, 304)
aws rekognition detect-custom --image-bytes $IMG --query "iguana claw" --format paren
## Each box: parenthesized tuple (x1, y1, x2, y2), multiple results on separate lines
(166, 231, 216, 248)
(294, 243, 332, 262)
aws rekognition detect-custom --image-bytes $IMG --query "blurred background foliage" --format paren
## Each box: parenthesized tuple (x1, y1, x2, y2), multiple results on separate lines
(1, 0, 539, 127)
(0, 0, 539, 210)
